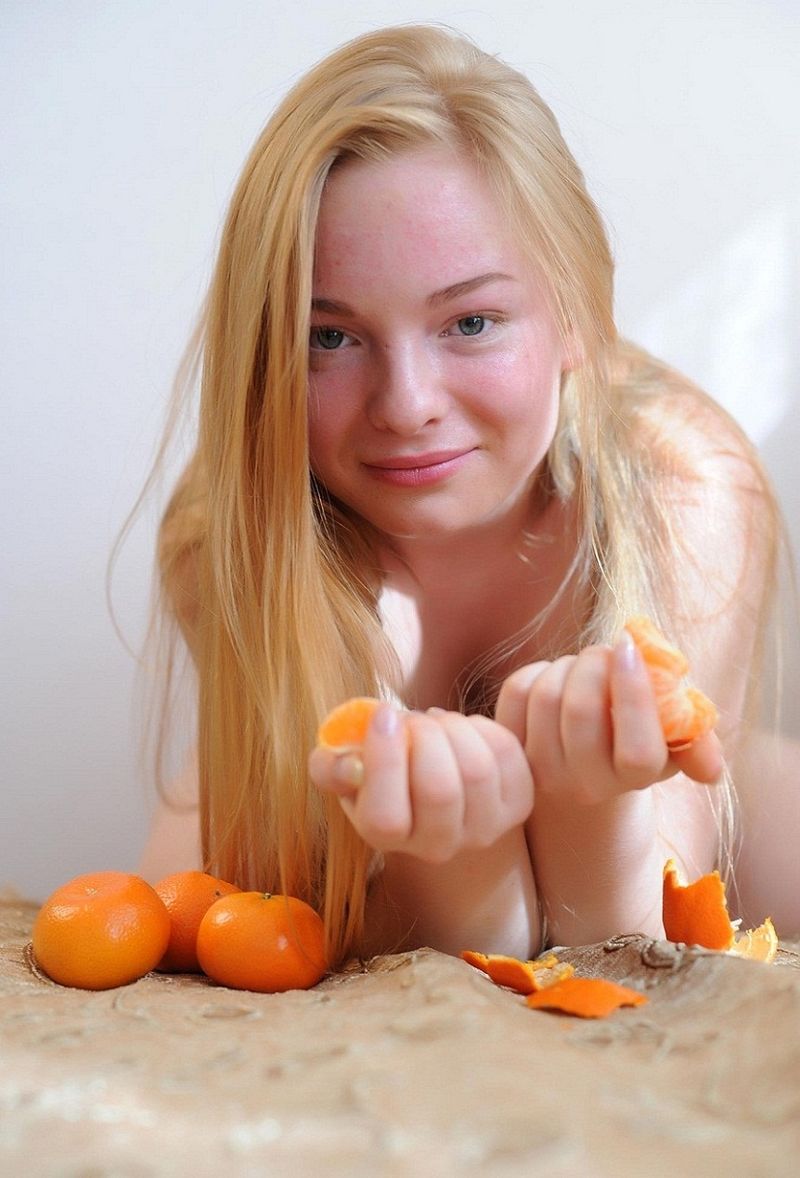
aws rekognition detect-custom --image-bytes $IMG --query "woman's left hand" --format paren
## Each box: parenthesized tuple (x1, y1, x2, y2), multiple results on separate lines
(308, 705, 534, 863)
(494, 634, 723, 805)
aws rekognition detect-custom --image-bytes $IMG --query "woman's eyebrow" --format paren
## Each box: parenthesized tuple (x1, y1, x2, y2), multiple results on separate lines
(311, 296, 354, 315)
(310, 273, 516, 318)
(426, 272, 515, 307)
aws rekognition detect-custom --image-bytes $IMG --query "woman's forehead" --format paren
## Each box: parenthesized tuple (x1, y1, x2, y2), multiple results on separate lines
(314, 146, 534, 292)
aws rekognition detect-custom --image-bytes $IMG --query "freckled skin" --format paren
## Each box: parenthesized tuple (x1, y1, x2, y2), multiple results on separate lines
(307, 146, 570, 547)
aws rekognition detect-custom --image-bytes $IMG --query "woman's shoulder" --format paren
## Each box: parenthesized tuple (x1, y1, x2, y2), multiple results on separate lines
(611, 340, 767, 488)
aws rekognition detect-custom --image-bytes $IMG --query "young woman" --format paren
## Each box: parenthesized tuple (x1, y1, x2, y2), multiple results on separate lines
(139, 25, 790, 964)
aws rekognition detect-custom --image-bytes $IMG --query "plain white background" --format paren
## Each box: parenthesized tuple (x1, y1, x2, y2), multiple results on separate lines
(2, 1, 798, 901)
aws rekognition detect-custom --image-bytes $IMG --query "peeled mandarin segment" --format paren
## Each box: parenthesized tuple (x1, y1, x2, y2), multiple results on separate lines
(525, 976, 648, 1018)
(659, 685, 719, 749)
(729, 917, 778, 964)
(624, 616, 718, 748)
(662, 858, 737, 951)
(625, 616, 688, 677)
(316, 697, 381, 752)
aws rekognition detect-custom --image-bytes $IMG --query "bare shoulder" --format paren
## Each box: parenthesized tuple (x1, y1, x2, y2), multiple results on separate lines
(616, 343, 770, 491)
(613, 344, 781, 725)
(617, 344, 779, 582)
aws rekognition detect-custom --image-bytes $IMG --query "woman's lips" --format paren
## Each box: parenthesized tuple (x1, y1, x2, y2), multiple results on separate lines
(363, 449, 474, 487)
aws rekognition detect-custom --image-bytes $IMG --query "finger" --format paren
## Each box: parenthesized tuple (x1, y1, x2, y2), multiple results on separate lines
(609, 632, 671, 788)
(429, 711, 502, 848)
(354, 704, 413, 847)
(494, 661, 551, 742)
(466, 713, 534, 826)
(669, 731, 724, 784)
(558, 646, 616, 800)
(522, 656, 576, 789)
(405, 712, 465, 862)
(308, 746, 364, 797)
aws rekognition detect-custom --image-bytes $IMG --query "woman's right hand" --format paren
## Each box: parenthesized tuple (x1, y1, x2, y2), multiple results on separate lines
(308, 704, 534, 863)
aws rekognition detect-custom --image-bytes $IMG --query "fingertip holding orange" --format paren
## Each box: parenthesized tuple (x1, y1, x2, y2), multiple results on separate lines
(624, 616, 718, 748)
(154, 870, 241, 973)
(316, 697, 382, 751)
(196, 892, 328, 993)
(31, 871, 171, 991)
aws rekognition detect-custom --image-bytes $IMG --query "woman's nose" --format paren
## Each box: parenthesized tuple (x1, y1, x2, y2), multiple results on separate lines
(366, 341, 447, 435)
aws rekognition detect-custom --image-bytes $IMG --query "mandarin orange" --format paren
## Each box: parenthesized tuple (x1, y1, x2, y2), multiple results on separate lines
(196, 891, 328, 993)
(154, 870, 241, 973)
(32, 871, 170, 990)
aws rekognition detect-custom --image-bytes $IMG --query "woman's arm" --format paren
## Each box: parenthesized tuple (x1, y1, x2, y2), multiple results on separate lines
(504, 408, 776, 946)
(497, 639, 723, 944)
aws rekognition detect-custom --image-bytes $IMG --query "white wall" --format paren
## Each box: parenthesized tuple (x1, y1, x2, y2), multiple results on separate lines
(3, 0, 798, 901)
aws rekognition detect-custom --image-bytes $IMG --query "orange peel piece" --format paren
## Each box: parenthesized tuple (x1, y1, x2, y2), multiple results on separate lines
(729, 917, 778, 964)
(460, 950, 574, 995)
(625, 616, 718, 748)
(662, 858, 737, 950)
(662, 859, 779, 961)
(525, 976, 648, 1018)
(316, 697, 381, 752)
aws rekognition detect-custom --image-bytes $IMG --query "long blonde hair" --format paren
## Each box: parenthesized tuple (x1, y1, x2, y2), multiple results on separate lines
(154, 25, 779, 962)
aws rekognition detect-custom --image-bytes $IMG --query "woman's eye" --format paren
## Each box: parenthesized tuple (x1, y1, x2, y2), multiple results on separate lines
(310, 327, 348, 351)
(456, 315, 486, 336)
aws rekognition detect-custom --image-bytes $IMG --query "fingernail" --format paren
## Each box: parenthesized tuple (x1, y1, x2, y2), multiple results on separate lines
(615, 629, 639, 673)
(372, 704, 400, 736)
(427, 706, 446, 716)
(333, 753, 364, 788)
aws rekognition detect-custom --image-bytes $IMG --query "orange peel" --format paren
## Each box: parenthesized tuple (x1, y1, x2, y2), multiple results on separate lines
(461, 950, 574, 995)
(625, 616, 718, 749)
(662, 859, 778, 962)
(662, 858, 737, 950)
(728, 917, 778, 964)
(525, 976, 648, 1018)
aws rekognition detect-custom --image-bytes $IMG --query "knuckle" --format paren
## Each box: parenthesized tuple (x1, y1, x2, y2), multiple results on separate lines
(500, 666, 535, 699)
(460, 751, 496, 792)
(613, 746, 659, 788)
(562, 693, 599, 732)
(361, 813, 411, 848)
(415, 777, 462, 811)
(529, 674, 564, 714)
(416, 839, 457, 865)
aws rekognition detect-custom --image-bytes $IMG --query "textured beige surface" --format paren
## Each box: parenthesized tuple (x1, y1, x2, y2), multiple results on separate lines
(2, 893, 800, 1177)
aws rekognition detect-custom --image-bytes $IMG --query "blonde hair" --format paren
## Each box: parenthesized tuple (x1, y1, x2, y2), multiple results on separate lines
(154, 25, 779, 961)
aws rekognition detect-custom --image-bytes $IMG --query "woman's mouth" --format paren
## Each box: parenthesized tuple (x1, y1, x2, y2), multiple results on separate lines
(362, 449, 475, 487)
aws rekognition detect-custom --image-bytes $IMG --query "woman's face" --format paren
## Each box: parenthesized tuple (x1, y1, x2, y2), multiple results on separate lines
(307, 146, 572, 546)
